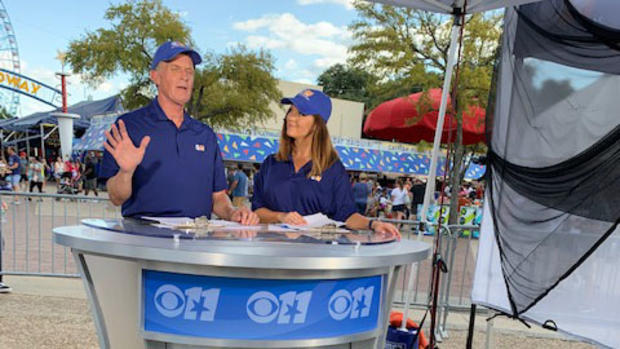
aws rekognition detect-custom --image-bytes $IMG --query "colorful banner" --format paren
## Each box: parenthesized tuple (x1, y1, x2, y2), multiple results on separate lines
(74, 117, 486, 179)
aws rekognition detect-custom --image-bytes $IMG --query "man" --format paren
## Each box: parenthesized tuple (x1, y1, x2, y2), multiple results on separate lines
(226, 167, 236, 199)
(228, 164, 248, 208)
(6, 147, 21, 203)
(352, 173, 370, 214)
(101, 41, 258, 224)
(83, 154, 98, 197)
(18, 151, 28, 191)
(410, 178, 426, 219)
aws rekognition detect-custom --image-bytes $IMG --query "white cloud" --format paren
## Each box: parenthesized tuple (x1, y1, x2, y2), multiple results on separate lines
(244, 35, 284, 50)
(98, 81, 114, 93)
(297, 0, 355, 10)
(233, 17, 273, 32)
(233, 13, 352, 82)
(298, 69, 316, 79)
(313, 56, 345, 70)
(284, 59, 298, 70)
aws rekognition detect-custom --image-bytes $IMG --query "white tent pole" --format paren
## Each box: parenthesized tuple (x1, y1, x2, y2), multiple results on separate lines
(419, 19, 461, 235)
(399, 263, 418, 331)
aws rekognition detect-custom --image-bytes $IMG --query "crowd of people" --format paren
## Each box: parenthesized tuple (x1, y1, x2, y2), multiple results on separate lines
(350, 174, 485, 222)
(224, 161, 485, 226)
(0, 147, 102, 203)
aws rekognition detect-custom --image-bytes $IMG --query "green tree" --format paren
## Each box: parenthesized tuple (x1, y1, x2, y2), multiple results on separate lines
(317, 64, 376, 106)
(349, 1, 500, 223)
(0, 105, 13, 119)
(66, 0, 190, 110)
(66, 0, 280, 129)
(349, 1, 500, 106)
(187, 46, 281, 130)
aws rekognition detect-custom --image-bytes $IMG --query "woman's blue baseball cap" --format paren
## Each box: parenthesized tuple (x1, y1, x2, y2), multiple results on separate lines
(150, 41, 202, 70)
(281, 89, 332, 122)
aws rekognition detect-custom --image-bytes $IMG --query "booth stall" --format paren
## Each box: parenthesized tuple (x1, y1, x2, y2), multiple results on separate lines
(54, 218, 430, 348)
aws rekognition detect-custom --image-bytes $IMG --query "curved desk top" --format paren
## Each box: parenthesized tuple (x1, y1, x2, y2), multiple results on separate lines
(53, 222, 430, 271)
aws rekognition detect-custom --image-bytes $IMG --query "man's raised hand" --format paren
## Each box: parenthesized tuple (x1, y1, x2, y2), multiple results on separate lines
(103, 119, 150, 174)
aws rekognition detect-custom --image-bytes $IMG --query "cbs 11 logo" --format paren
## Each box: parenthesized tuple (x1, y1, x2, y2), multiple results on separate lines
(328, 286, 375, 320)
(245, 286, 375, 324)
(153, 285, 220, 321)
(246, 291, 312, 324)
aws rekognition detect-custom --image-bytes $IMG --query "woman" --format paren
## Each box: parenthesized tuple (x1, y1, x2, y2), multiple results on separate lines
(53, 156, 65, 188)
(391, 180, 409, 221)
(28, 157, 44, 194)
(252, 89, 399, 236)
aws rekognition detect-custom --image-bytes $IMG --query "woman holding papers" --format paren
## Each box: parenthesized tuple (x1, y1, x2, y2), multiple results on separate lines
(252, 89, 399, 236)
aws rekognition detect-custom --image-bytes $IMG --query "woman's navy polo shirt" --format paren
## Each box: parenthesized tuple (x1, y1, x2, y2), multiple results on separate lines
(252, 154, 357, 222)
(100, 99, 227, 218)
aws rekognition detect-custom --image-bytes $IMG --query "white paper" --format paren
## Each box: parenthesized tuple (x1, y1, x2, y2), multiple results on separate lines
(141, 216, 194, 227)
(266, 224, 301, 232)
(142, 217, 261, 230)
(302, 213, 345, 228)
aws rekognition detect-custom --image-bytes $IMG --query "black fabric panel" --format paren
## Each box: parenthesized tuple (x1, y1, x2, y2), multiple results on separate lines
(488, 125, 620, 223)
(513, 0, 620, 74)
(484, 2, 620, 317)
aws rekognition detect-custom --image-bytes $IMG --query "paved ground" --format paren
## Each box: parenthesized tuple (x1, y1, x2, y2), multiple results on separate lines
(0, 275, 594, 349)
(0, 189, 474, 309)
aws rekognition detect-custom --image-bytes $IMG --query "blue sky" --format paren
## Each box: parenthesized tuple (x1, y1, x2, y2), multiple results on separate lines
(2, 0, 359, 116)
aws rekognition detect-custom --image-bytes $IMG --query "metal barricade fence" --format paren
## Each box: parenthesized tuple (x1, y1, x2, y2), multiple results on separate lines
(0, 193, 482, 338)
(0, 191, 121, 278)
(372, 218, 481, 339)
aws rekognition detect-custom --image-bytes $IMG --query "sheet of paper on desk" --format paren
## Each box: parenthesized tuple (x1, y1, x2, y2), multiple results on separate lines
(303, 213, 345, 228)
(142, 217, 262, 230)
(141, 217, 195, 227)
(267, 224, 301, 232)
(211, 221, 263, 230)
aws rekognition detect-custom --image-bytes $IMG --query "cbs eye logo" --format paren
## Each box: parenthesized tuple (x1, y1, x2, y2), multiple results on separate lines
(246, 290, 312, 324)
(154, 285, 185, 317)
(328, 286, 375, 321)
(154, 284, 220, 321)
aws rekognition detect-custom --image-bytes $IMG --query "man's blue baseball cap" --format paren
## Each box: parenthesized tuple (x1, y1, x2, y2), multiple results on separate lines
(281, 89, 332, 122)
(150, 41, 202, 70)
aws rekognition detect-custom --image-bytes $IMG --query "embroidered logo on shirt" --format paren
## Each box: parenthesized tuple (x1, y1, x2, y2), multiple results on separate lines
(310, 175, 322, 182)
(195, 144, 205, 152)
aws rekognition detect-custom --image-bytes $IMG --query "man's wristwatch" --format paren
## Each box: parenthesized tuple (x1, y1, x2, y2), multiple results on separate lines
(368, 220, 375, 231)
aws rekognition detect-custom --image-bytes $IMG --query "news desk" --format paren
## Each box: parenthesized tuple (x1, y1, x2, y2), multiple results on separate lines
(53, 218, 430, 349)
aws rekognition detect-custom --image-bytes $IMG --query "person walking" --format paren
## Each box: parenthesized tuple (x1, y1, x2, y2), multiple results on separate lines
(352, 173, 370, 215)
(228, 164, 248, 207)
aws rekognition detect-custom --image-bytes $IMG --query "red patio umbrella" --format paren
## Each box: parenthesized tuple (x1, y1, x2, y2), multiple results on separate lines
(363, 88, 485, 145)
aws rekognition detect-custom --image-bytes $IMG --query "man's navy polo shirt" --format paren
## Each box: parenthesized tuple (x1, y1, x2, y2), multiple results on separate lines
(252, 154, 357, 222)
(7, 154, 20, 175)
(100, 98, 227, 218)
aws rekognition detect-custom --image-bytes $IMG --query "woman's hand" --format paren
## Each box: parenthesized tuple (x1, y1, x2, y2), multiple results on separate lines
(278, 212, 307, 225)
(372, 221, 401, 240)
(230, 207, 260, 225)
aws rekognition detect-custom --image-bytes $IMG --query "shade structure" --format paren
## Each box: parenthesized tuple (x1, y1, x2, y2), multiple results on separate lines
(472, 1, 620, 347)
(370, 0, 541, 14)
(363, 88, 485, 145)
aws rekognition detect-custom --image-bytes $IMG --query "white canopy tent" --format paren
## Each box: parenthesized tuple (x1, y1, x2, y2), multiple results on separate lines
(363, 2, 545, 348)
(364, 1, 620, 348)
